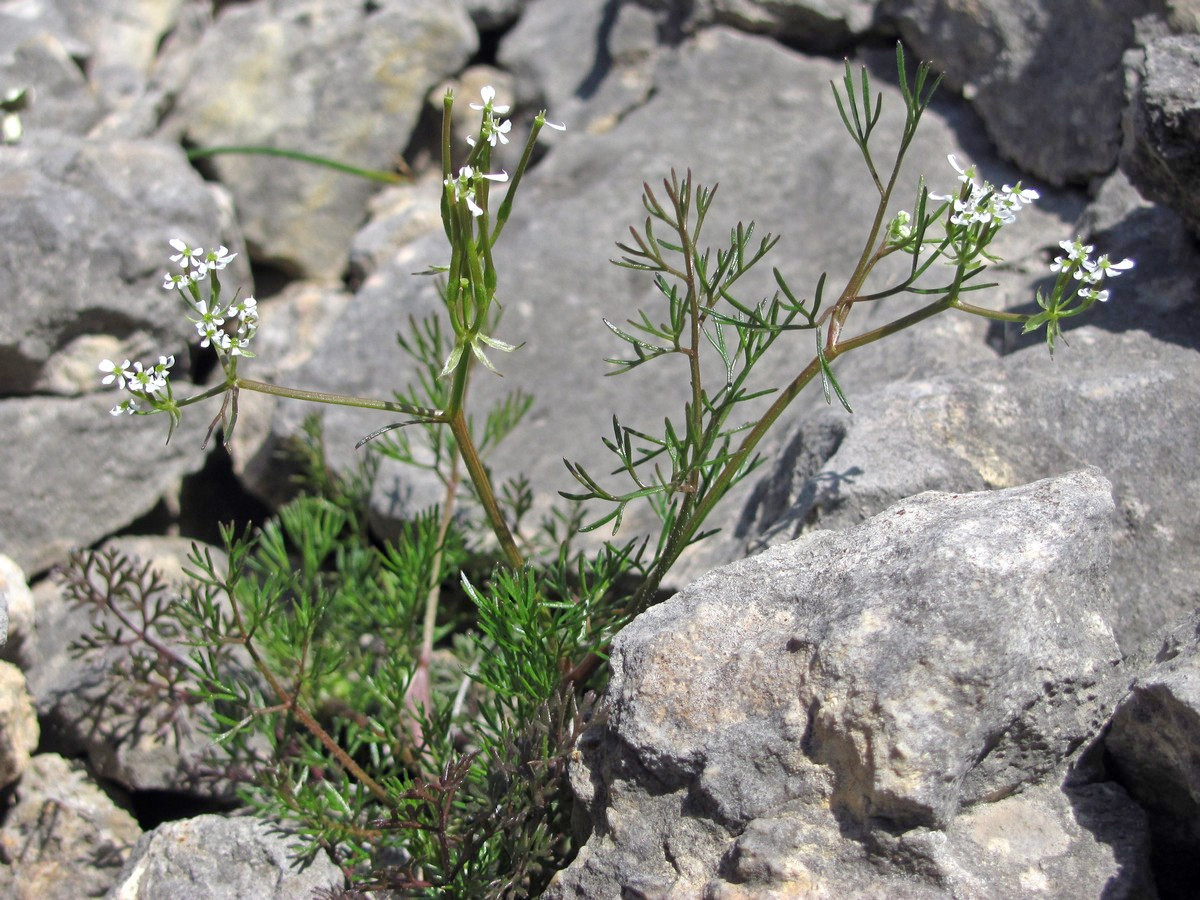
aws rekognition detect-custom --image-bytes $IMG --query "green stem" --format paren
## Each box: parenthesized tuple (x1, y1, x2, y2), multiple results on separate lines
(449, 412, 523, 569)
(186, 146, 407, 185)
(950, 300, 1029, 323)
(233, 378, 445, 420)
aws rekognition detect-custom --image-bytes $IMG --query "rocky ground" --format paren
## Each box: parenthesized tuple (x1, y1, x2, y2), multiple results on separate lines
(2, 0, 1199, 897)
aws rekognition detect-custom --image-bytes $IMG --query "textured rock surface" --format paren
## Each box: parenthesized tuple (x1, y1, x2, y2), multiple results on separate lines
(1123, 33, 1200, 235)
(0, 753, 142, 900)
(106, 815, 343, 900)
(549, 470, 1131, 896)
(887, 0, 1159, 186)
(0, 132, 246, 395)
(0, 393, 211, 577)
(744, 328, 1200, 653)
(1105, 609, 1200, 895)
(163, 0, 477, 279)
(0, 660, 38, 790)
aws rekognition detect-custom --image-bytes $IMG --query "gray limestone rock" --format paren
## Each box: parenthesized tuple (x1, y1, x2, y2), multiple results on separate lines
(0, 31, 103, 137)
(1105, 609, 1200, 895)
(549, 469, 1133, 896)
(0, 660, 38, 790)
(745, 328, 1200, 654)
(1122, 33, 1200, 237)
(105, 815, 344, 900)
(164, 0, 477, 279)
(0, 131, 247, 395)
(0, 391, 211, 577)
(0, 753, 142, 900)
(886, 0, 1160, 185)
(642, 0, 879, 50)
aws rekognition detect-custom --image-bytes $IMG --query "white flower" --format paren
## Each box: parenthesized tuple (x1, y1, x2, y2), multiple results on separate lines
(487, 117, 512, 147)
(110, 399, 138, 416)
(168, 239, 203, 269)
(99, 358, 132, 389)
(445, 166, 509, 218)
(1059, 238, 1093, 262)
(198, 322, 231, 350)
(198, 245, 237, 273)
(229, 295, 257, 322)
(1002, 183, 1039, 206)
(947, 154, 978, 184)
(1086, 254, 1134, 278)
(542, 119, 566, 131)
(163, 270, 193, 291)
(191, 299, 225, 328)
(470, 85, 510, 115)
(1077, 287, 1110, 303)
(127, 361, 161, 394)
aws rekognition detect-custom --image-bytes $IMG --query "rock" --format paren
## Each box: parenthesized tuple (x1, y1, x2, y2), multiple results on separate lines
(499, 0, 661, 135)
(466, 0, 527, 30)
(745, 328, 1200, 654)
(645, 0, 878, 50)
(0, 553, 34, 669)
(27, 536, 245, 797)
(106, 814, 344, 900)
(0, 32, 103, 137)
(163, 0, 477, 279)
(886, 0, 1160, 185)
(0, 131, 248, 395)
(549, 470, 1132, 896)
(896, 780, 1155, 899)
(0, 660, 38, 789)
(0, 753, 142, 900)
(1105, 608, 1200, 896)
(55, 0, 187, 111)
(1122, 33, 1200, 236)
(226, 280, 353, 507)
(0, 391, 212, 577)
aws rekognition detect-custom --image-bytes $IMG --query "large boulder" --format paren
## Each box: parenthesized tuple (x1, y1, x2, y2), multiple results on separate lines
(744, 328, 1200, 654)
(885, 0, 1163, 185)
(548, 470, 1140, 896)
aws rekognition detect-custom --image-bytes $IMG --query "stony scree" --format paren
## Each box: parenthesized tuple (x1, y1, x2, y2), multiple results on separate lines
(2, 0, 1200, 895)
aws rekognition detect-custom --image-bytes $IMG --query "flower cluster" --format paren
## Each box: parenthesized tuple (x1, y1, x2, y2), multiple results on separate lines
(100, 355, 175, 416)
(1026, 237, 1135, 351)
(100, 240, 258, 417)
(445, 165, 510, 218)
(1049, 238, 1134, 304)
(161, 240, 258, 355)
(937, 154, 1039, 228)
(467, 85, 512, 149)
